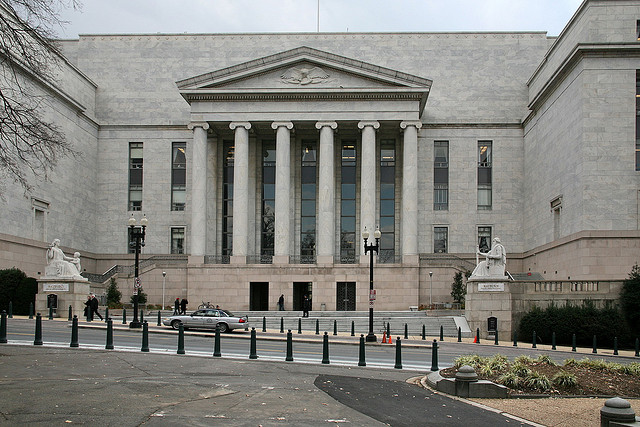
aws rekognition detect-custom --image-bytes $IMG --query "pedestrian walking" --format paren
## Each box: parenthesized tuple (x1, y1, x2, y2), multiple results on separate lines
(180, 298, 188, 315)
(302, 295, 311, 318)
(278, 294, 285, 311)
(173, 298, 180, 315)
(90, 293, 103, 321)
(84, 295, 91, 319)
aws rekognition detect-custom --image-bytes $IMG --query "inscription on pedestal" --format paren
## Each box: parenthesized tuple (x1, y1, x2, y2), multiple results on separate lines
(42, 283, 70, 292)
(478, 282, 504, 292)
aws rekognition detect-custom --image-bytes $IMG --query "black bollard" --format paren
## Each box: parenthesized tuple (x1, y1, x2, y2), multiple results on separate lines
(249, 327, 258, 359)
(475, 328, 480, 344)
(423, 325, 426, 341)
(439, 325, 443, 341)
(613, 337, 618, 356)
(358, 334, 366, 367)
(105, 318, 113, 350)
(513, 330, 518, 347)
(431, 339, 439, 371)
(315, 319, 319, 335)
(572, 333, 577, 352)
(8, 301, 12, 318)
(213, 324, 221, 357)
(157, 310, 161, 326)
(321, 332, 330, 364)
(552, 332, 556, 350)
(532, 330, 537, 348)
(394, 338, 402, 369)
(298, 318, 302, 334)
(68, 305, 72, 321)
(458, 326, 462, 343)
(29, 302, 34, 320)
(635, 338, 639, 357)
(141, 321, 149, 352)
(70, 315, 79, 348)
(333, 320, 337, 336)
(105, 308, 109, 323)
(140, 309, 144, 324)
(405, 323, 408, 340)
(286, 330, 293, 362)
(280, 317, 284, 333)
(48, 305, 53, 320)
(262, 316, 266, 332)
(0, 311, 7, 344)
(494, 330, 499, 345)
(177, 324, 185, 355)
(34, 313, 43, 345)
(122, 308, 127, 324)
(387, 322, 390, 338)
(592, 335, 597, 354)
(351, 320, 355, 337)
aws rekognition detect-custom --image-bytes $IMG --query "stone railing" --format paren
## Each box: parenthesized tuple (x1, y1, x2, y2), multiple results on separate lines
(82, 255, 187, 283)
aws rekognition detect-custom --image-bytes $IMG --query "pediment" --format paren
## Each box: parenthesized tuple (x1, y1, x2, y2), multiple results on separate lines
(177, 46, 432, 113)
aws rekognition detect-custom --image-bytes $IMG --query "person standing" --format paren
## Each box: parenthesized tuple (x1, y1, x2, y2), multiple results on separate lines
(180, 297, 188, 315)
(278, 294, 285, 311)
(302, 295, 310, 318)
(90, 293, 103, 321)
(173, 298, 180, 315)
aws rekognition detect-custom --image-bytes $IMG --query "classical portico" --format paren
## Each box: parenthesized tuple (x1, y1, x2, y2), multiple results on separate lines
(178, 46, 431, 265)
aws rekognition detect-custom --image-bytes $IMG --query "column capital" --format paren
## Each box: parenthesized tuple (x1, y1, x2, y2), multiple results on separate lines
(187, 121, 209, 131)
(271, 121, 294, 130)
(400, 121, 423, 130)
(315, 121, 338, 130)
(357, 121, 380, 130)
(229, 122, 251, 131)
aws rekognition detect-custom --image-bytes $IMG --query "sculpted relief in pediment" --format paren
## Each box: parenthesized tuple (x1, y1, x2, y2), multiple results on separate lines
(280, 66, 329, 85)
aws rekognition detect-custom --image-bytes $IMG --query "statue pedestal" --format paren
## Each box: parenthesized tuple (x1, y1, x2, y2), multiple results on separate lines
(465, 278, 512, 341)
(36, 278, 90, 318)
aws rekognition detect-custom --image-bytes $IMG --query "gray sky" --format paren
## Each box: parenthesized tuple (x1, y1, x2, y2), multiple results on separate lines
(55, 0, 584, 38)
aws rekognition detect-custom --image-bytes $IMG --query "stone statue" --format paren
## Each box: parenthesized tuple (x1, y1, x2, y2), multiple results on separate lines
(44, 239, 87, 280)
(470, 237, 506, 279)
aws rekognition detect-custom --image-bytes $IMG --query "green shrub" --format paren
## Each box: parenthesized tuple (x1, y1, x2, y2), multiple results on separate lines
(536, 354, 556, 366)
(510, 362, 532, 378)
(514, 355, 534, 365)
(0, 268, 37, 315)
(552, 371, 577, 388)
(498, 372, 520, 388)
(524, 371, 551, 391)
(106, 278, 121, 307)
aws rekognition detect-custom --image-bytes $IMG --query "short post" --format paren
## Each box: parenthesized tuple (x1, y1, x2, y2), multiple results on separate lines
(394, 337, 402, 369)
(333, 320, 337, 336)
(249, 327, 258, 359)
(285, 330, 293, 362)
(358, 334, 366, 367)
(105, 308, 109, 323)
(29, 302, 34, 320)
(177, 323, 185, 355)
(405, 323, 408, 340)
(156, 310, 161, 326)
(68, 305, 72, 321)
(213, 325, 221, 357)
(635, 338, 639, 357)
(552, 332, 556, 350)
(140, 309, 144, 324)
(431, 339, 439, 371)
(141, 321, 149, 352)
(105, 318, 113, 350)
(600, 397, 637, 426)
(439, 325, 443, 341)
(315, 319, 319, 335)
(387, 322, 390, 338)
(494, 330, 499, 345)
(457, 326, 461, 343)
(572, 333, 577, 352)
(475, 328, 480, 344)
(262, 316, 266, 332)
(34, 313, 43, 345)
(321, 332, 330, 364)
(532, 330, 537, 348)
(423, 325, 426, 341)
(8, 301, 12, 318)
(0, 311, 7, 344)
(298, 318, 302, 334)
(351, 320, 355, 337)
(122, 308, 127, 324)
(70, 315, 79, 348)
(48, 305, 53, 320)
(613, 337, 618, 356)
(592, 335, 597, 354)
(280, 317, 284, 334)
(513, 330, 518, 347)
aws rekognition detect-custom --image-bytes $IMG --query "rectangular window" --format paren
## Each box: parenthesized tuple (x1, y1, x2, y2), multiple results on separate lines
(301, 141, 317, 263)
(340, 142, 357, 263)
(128, 142, 143, 211)
(171, 227, 185, 254)
(478, 226, 492, 253)
(171, 142, 186, 211)
(434, 226, 448, 253)
(379, 140, 395, 262)
(261, 141, 275, 262)
(636, 71, 640, 170)
(434, 141, 449, 210)
(222, 141, 234, 258)
(478, 141, 492, 210)
(637, 20, 640, 40)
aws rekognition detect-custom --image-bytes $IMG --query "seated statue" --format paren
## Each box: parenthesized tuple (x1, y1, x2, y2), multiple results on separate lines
(470, 237, 506, 279)
(44, 239, 86, 280)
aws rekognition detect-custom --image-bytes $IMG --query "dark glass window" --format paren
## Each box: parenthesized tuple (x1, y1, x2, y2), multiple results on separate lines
(379, 140, 395, 262)
(434, 227, 448, 253)
(478, 226, 492, 253)
(171, 142, 186, 211)
(636, 71, 640, 171)
(478, 141, 492, 210)
(222, 141, 234, 257)
(340, 142, 357, 263)
(171, 227, 185, 254)
(434, 141, 448, 211)
(261, 141, 275, 259)
(128, 142, 143, 211)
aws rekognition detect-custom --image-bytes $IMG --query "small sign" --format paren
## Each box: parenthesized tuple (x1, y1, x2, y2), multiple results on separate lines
(134, 277, 142, 288)
(369, 289, 376, 301)
(42, 283, 69, 292)
(47, 294, 58, 309)
(488, 316, 498, 332)
(478, 282, 504, 292)
(133, 288, 139, 295)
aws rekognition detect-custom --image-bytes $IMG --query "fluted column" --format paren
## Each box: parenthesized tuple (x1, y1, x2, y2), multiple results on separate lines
(230, 122, 251, 259)
(272, 121, 293, 260)
(187, 121, 209, 257)
(316, 121, 338, 262)
(400, 121, 422, 259)
(358, 121, 379, 256)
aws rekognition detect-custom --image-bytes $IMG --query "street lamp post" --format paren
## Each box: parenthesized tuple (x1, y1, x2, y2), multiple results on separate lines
(128, 214, 148, 329)
(362, 226, 381, 343)
(162, 271, 166, 311)
(429, 271, 433, 308)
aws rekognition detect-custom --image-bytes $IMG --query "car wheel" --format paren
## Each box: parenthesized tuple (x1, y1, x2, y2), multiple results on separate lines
(217, 323, 229, 333)
(171, 320, 182, 330)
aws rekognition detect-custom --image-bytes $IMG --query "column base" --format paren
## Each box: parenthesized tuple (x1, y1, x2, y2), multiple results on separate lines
(365, 333, 377, 343)
(129, 321, 142, 329)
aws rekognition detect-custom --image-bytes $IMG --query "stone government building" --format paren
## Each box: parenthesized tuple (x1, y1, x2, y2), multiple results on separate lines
(2, 0, 640, 313)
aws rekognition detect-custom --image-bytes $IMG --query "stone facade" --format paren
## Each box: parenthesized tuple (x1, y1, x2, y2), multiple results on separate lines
(1, 0, 639, 313)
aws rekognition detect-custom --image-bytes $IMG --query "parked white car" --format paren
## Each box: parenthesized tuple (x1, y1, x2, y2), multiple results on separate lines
(162, 309, 248, 332)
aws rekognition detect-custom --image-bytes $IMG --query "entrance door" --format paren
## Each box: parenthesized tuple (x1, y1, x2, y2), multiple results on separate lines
(336, 282, 356, 311)
(250, 282, 269, 311)
(293, 282, 312, 311)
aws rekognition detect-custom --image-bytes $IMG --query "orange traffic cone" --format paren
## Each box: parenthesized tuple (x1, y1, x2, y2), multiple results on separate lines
(473, 335, 478, 343)
(382, 332, 387, 343)
(388, 335, 393, 344)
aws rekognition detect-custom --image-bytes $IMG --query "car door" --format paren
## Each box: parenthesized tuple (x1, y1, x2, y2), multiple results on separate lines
(203, 309, 220, 329)
(185, 310, 206, 328)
